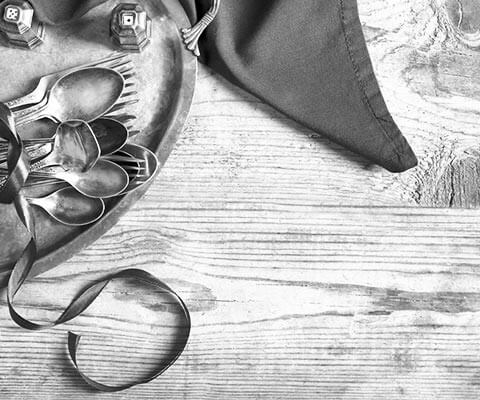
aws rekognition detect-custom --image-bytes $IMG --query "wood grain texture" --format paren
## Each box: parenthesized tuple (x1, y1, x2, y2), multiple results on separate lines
(1, 0, 480, 398)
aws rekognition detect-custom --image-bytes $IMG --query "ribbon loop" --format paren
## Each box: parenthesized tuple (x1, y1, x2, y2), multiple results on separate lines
(0, 103, 191, 391)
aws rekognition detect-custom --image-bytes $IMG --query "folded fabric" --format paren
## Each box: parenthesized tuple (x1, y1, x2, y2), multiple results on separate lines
(32, 0, 418, 172)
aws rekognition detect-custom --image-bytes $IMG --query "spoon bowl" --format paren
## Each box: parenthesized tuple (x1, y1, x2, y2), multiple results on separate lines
(30, 120, 100, 172)
(15, 67, 125, 126)
(0, 118, 129, 163)
(89, 118, 129, 155)
(28, 187, 105, 226)
(31, 159, 129, 198)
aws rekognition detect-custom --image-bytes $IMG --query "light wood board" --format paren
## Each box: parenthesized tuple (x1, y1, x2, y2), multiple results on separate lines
(1, 0, 480, 398)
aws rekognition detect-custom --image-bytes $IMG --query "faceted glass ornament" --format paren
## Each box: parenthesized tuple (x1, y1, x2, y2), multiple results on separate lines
(110, 3, 152, 52)
(0, 0, 44, 49)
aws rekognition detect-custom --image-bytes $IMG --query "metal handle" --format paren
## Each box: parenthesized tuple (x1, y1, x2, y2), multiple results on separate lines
(5, 85, 45, 110)
(13, 97, 48, 126)
(181, 0, 221, 57)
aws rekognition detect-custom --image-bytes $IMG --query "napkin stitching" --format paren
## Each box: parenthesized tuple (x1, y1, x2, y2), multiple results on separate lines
(339, 0, 405, 160)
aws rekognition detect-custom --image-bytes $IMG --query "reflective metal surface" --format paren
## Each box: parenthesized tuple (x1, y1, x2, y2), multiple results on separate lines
(0, 0, 196, 286)
(14, 67, 125, 126)
(181, 0, 220, 56)
(6, 53, 131, 110)
(30, 159, 129, 198)
(27, 187, 105, 226)
(89, 118, 129, 155)
(30, 120, 100, 173)
(112, 142, 159, 193)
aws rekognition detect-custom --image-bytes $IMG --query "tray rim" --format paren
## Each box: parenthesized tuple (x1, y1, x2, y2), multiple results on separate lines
(0, 0, 197, 287)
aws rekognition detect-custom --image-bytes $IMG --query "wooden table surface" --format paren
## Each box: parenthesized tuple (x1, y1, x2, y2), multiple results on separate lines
(2, 0, 480, 398)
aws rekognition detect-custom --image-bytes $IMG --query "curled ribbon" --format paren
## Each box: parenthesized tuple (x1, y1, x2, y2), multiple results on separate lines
(0, 104, 191, 392)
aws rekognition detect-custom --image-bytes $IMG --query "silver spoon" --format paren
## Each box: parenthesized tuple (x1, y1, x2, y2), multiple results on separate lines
(0, 118, 128, 161)
(30, 120, 100, 173)
(89, 118, 129, 155)
(28, 186, 105, 226)
(6, 53, 129, 111)
(23, 154, 147, 189)
(29, 159, 129, 198)
(14, 67, 125, 126)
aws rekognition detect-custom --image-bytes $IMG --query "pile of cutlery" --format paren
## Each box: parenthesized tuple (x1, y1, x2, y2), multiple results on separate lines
(0, 53, 158, 226)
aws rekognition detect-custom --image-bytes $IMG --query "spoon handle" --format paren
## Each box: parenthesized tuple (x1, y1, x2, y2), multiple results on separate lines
(13, 100, 49, 126)
(5, 80, 47, 111)
(30, 157, 56, 172)
(0, 142, 51, 165)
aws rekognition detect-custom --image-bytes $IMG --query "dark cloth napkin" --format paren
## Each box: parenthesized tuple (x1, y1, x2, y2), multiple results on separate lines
(32, 0, 418, 172)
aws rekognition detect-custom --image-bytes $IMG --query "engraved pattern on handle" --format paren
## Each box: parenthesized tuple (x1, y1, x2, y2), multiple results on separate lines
(13, 99, 49, 126)
(181, 0, 221, 57)
(0, 143, 52, 187)
(5, 84, 45, 110)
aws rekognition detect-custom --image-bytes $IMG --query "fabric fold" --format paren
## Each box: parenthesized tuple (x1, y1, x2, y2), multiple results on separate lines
(30, 0, 417, 172)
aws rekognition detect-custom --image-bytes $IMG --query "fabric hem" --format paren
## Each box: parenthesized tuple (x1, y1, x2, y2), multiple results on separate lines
(339, 0, 417, 172)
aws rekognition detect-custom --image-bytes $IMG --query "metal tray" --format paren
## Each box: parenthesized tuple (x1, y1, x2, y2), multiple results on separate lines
(0, 0, 197, 286)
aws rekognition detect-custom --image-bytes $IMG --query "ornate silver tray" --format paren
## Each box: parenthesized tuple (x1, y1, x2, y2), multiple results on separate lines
(0, 0, 197, 286)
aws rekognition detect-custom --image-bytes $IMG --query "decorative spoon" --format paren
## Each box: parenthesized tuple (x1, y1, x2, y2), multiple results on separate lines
(29, 159, 129, 198)
(14, 67, 125, 126)
(30, 120, 100, 173)
(76, 118, 128, 156)
(0, 118, 128, 162)
(27, 187, 105, 226)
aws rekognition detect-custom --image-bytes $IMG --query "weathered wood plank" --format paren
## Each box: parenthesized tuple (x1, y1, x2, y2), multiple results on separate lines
(2, 202, 480, 399)
(1, 0, 480, 398)
(164, 0, 480, 208)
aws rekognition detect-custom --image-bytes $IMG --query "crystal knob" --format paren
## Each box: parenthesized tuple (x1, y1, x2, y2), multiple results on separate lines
(0, 0, 44, 49)
(110, 3, 152, 53)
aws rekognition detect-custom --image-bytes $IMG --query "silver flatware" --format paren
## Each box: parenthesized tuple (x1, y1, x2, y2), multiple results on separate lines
(29, 159, 129, 198)
(6, 53, 131, 110)
(14, 67, 125, 126)
(29, 120, 100, 173)
(27, 187, 105, 226)
(85, 118, 129, 156)
(112, 143, 159, 193)
(6, 117, 128, 158)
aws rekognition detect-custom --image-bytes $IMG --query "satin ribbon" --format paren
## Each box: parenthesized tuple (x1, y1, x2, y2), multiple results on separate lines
(0, 104, 191, 392)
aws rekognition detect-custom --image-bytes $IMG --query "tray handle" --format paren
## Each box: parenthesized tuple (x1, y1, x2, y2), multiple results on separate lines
(181, 0, 221, 57)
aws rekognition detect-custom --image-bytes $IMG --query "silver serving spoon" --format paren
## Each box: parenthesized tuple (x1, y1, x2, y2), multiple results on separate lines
(28, 186, 105, 226)
(14, 67, 125, 126)
(29, 159, 129, 198)
(30, 120, 100, 173)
